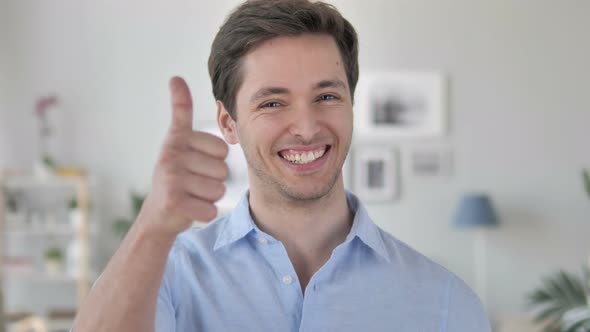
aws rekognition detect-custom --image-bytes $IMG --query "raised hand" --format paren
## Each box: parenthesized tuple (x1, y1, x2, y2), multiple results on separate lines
(138, 76, 229, 235)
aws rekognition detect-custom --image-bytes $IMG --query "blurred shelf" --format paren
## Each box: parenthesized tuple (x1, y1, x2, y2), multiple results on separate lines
(48, 318, 75, 332)
(4, 270, 98, 283)
(1, 169, 95, 311)
(4, 225, 98, 236)
(4, 311, 76, 332)
(1, 174, 97, 189)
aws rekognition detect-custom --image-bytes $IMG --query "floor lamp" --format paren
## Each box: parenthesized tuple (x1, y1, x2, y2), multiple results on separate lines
(453, 193, 499, 310)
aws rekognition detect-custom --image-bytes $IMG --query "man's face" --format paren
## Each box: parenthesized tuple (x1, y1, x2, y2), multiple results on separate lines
(222, 33, 353, 201)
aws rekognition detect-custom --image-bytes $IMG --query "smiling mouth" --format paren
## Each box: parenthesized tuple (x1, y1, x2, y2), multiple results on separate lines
(278, 145, 331, 164)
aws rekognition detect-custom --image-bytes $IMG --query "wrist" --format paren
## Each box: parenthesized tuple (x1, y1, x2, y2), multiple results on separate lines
(132, 209, 180, 247)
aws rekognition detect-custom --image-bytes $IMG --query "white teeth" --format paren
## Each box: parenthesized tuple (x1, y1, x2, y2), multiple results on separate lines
(281, 147, 327, 164)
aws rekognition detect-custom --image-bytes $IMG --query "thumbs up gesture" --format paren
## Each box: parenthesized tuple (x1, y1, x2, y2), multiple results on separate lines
(138, 77, 229, 236)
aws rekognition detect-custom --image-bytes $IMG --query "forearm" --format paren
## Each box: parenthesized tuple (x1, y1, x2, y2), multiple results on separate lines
(72, 76, 226, 331)
(72, 217, 176, 332)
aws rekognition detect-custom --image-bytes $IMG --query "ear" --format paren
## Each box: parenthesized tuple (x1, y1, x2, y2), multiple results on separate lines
(217, 100, 239, 144)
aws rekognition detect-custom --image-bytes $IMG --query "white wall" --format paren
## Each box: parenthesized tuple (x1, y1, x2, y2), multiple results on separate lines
(0, 0, 13, 169)
(338, 0, 590, 318)
(1, 0, 589, 321)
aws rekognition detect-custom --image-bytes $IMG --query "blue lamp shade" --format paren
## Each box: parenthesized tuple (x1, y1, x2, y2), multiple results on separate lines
(453, 193, 499, 228)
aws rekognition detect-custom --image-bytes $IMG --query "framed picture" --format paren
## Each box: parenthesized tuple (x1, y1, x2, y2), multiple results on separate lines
(353, 147, 399, 202)
(355, 71, 446, 139)
(410, 147, 453, 177)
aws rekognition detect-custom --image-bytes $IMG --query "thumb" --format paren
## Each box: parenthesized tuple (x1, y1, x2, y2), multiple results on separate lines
(169, 76, 193, 132)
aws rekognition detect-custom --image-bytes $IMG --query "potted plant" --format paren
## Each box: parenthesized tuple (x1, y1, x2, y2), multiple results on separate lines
(65, 197, 93, 278)
(527, 270, 590, 332)
(44, 246, 64, 275)
(67, 197, 83, 231)
(527, 169, 590, 331)
(113, 191, 146, 238)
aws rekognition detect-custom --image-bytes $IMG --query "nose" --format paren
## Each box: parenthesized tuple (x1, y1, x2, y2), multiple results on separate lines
(288, 104, 321, 142)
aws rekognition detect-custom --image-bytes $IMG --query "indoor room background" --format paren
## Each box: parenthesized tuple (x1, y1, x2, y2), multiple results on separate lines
(0, 0, 589, 331)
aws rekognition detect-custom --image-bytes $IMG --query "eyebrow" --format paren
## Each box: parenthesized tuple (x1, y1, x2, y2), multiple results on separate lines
(249, 78, 348, 104)
(250, 87, 289, 104)
(314, 79, 347, 91)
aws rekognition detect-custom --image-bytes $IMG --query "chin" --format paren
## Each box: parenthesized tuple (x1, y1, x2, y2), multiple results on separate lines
(279, 173, 342, 202)
(281, 188, 330, 201)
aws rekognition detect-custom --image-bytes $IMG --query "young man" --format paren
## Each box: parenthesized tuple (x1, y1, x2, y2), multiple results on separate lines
(73, 0, 490, 331)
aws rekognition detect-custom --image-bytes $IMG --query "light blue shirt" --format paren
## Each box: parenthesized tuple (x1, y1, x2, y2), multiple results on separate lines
(155, 191, 491, 331)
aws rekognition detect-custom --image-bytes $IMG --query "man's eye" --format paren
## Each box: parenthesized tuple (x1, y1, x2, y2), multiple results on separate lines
(261, 101, 282, 108)
(319, 94, 338, 101)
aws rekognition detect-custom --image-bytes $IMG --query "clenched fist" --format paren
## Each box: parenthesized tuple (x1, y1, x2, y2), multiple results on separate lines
(138, 76, 229, 236)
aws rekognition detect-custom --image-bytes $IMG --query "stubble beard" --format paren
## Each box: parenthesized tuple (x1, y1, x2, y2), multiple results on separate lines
(246, 145, 350, 204)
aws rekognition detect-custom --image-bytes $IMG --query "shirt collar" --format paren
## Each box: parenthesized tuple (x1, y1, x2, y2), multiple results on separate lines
(344, 191, 391, 262)
(214, 190, 391, 262)
(214, 192, 256, 251)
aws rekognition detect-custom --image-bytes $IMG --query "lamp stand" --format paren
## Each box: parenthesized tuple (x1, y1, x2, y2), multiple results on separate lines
(473, 228, 488, 311)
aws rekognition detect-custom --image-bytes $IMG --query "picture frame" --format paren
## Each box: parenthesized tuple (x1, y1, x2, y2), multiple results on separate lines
(410, 146, 453, 177)
(354, 71, 446, 139)
(353, 147, 399, 202)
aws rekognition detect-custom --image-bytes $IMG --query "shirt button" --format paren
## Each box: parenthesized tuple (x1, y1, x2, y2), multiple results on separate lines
(282, 275, 293, 285)
(258, 238, 268, 244)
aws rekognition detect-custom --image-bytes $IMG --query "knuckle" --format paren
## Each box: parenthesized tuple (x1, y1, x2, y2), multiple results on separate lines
(166, 132, 184, 145)
(219, 142, 229, 158)
(210, 182, 225, 201)
(219, 163, 230, 180)
(164, 134, 187, 152)
(191, 202, 213, 221)
(218, 182, 226, 198)
(158, 150, 177, 167)
(204, 204, 218, 220)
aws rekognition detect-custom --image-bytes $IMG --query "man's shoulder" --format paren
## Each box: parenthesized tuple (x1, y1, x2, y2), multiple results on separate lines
(376, 226, 488, 328)
(377, 228, 449, 277)
(169, 216, 229, 258)
(375, 226, 471, 292)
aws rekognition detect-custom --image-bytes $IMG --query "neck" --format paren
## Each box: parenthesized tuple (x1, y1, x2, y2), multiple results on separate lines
(248, 176, 352, 250)
(248, 175, 354, 291)
(250, 175, 354, 294)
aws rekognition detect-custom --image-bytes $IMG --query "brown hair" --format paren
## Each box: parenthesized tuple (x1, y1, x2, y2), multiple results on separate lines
(208, 0, 359, 120)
